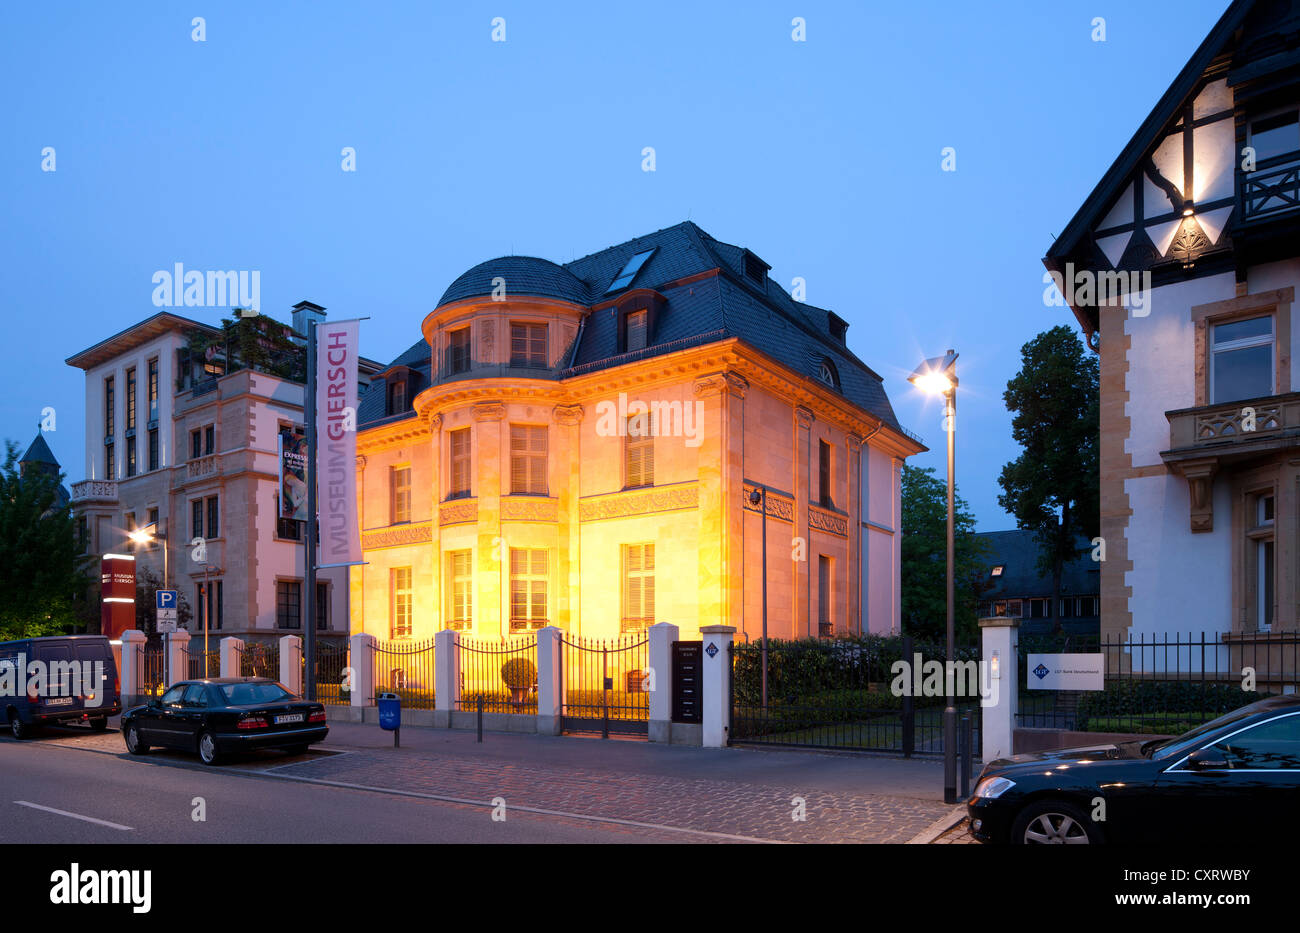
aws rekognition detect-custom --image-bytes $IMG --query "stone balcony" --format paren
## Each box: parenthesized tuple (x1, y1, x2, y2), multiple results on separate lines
(70, 479, 118, 504)
(1161, 391, 1300, 531)
(187, 454, 220, 480)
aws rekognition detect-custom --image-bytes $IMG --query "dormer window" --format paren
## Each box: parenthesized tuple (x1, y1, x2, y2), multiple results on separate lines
(991, 565, 1004, 577)
(626, 309, 648, 352)
(742, 250, 770, 286)
(388, 379, 407, 415)
(606, 248, 655, 294)
(817, 358, 840, 390)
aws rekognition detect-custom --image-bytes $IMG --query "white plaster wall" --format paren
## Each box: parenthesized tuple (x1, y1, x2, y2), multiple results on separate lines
(1124, 272, 1236, 468)
(1124, 473, 1232, 669)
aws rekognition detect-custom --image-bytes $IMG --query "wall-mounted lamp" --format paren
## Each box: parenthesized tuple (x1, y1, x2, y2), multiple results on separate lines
(1182, 200, 1195, 217)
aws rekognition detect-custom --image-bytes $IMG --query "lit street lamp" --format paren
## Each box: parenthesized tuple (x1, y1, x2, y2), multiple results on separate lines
(127, 521, 171, 686)
(909, 349, 959, 804)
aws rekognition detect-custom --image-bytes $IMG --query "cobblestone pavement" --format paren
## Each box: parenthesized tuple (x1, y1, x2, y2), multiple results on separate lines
(15, 721, 956, 843)
(265, 746, 953, 843)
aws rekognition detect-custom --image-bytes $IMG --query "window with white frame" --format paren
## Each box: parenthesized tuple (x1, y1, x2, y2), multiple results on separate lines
(1249, 492, 1275, 633)
(446, 550, 472, 630)
(622, 543, 655, 632)
(391, 566, 412, 638)
(509, 425, 547, 495)
(509, 548, 548, 631)
(391, 465, 412, 524)
(1210, 315, 1273, 404)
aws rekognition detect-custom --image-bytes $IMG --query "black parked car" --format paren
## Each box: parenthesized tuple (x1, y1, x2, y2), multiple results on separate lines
(968, 695, 1300, 843)
(121, 677, 328, 765)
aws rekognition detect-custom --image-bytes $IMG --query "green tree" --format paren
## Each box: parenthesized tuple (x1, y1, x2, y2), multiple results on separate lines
(900, 464, 991, 643)
(997, 326, 1100, 632)
(0, 442, 94, 639)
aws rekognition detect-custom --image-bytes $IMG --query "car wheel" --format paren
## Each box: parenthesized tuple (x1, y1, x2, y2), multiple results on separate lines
(1012, 799, 1101, 845)
(89, 717, 109, 732)
(124, 723, 150, 755)
(8, 711, 32, 740)
(197, 730, 222, 766)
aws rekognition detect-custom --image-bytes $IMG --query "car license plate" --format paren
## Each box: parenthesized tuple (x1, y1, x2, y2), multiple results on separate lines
(275, 713, 303, 724)
(45, 697, 74, 707)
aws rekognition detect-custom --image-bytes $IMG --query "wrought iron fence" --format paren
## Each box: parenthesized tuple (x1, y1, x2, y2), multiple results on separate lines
(561, 634, 650, 736)
(457, 636, 537, 714)
(139, 642, 166, 697)
(310, 640, 351, 705)
(1015, 631, 1300, 735)
(238, 640, 280, 680)
(372, 637, 436, 709)
(729, 635, 982, 754)
(186, 644, 219, 680)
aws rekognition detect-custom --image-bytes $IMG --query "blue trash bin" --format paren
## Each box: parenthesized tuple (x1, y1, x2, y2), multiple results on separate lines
(378, 692, 401, 731)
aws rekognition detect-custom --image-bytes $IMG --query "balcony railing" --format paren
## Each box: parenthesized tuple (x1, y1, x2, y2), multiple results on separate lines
(187, 454, 220, 479)
(1240, 152, 1300, 223)
(70, 479, 118, 503)
(1164, 391, 1300, 459)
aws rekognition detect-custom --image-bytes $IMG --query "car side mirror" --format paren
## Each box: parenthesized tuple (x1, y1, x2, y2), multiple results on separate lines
(1187, 748, 1229, 770)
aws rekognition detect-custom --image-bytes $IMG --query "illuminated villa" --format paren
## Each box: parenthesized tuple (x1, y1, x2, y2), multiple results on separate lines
(350, 222, 924, 643)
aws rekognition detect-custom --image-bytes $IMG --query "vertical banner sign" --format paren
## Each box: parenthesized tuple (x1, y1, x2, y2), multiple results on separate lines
(100, 554, 136, 639)
(279, 426, 308, 522)
(316, 320, 362, 565)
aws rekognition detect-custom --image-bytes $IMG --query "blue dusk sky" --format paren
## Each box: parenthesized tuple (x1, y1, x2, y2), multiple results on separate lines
(0, 1, 1229, 529)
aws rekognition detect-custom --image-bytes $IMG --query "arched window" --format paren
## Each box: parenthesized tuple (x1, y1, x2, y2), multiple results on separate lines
(818, 358, 840, 389)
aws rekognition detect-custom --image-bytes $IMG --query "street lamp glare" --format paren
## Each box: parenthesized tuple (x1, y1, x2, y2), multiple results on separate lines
(908, 350, 959, 396)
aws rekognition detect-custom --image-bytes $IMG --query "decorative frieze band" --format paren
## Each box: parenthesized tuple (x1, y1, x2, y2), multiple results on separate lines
(474, 402, 505, 422)
(501, 496, 558, 523)
(579, 483, 699, 522)
(809, 504, 849, 537)
(439, 499, 479, 526)
(362, 521, 433, 550)
(741, 483, 795, 523)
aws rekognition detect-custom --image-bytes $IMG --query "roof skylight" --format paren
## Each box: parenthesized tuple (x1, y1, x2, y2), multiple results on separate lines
(606, 248, 655, 294)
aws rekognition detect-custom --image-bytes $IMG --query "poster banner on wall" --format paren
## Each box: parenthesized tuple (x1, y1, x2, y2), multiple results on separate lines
(278, 426, 308, 522)
(315, 319, 362, 566)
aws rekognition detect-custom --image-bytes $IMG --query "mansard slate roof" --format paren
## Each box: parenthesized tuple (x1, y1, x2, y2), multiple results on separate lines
(361, 221, 909, 438)
(976, 530, 1100, 601)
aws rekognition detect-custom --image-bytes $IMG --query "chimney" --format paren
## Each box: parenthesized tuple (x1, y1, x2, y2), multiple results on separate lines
(291, 300, 327, 345)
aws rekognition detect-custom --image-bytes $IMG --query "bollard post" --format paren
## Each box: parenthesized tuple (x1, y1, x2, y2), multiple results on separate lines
(960, 711, 972, 799)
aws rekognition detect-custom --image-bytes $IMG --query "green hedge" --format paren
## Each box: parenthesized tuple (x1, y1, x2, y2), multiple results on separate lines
(1077, 680, 1270, 733)
(732, 634, 978, 708)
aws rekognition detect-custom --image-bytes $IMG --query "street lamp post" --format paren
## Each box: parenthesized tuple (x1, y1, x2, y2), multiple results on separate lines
(128, 521, 170, 688)
(909, 350, 959, 805)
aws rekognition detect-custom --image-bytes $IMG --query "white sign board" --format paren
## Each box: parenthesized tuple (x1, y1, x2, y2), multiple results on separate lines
(156, 589, 178, 633)
(1027, 653, 1104, 691)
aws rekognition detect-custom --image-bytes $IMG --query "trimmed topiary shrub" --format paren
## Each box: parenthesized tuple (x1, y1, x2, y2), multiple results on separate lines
(500, 658, 537, 690)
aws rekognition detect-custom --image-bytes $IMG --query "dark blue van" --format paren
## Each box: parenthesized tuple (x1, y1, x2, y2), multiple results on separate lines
(0, 635, 121, 738)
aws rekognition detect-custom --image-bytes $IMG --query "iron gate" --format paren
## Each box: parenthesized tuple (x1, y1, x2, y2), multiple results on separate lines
(307, 640, 351, 704)
(729, 638, 982, 755)
(139, 641, 165, 696)
(560, 634, 650, 738)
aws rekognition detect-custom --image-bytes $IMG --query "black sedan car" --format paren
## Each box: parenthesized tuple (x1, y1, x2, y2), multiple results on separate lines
(968, 694, 1300, 843)
(122, 677, 328, 765)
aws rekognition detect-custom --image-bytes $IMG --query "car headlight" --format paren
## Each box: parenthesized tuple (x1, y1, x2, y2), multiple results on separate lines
(973, 776, 1016, 799)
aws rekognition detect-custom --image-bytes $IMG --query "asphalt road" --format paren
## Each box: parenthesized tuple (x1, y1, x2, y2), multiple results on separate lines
(0, 725, 687, 844)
